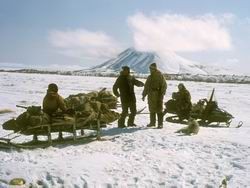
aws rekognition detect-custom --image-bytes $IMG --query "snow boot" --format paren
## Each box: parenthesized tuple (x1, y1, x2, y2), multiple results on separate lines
(157, 112, 164, 129)
(147, 113, 156, 127)
(118, 116, 126, 128)
(127, 115, 136, 127)
(127, 123, 137, 127)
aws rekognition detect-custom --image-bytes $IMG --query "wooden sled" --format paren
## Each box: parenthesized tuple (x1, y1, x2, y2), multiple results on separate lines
(0, 113, 105, 150)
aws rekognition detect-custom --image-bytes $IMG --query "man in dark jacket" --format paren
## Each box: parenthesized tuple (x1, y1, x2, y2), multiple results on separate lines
(113, 66, 144, 128)
(142, 63, 167, 128)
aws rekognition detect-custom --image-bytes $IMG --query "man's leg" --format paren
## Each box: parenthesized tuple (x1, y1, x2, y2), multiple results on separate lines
(157, 99, 164, 128)
(147, 113, 156, 127)
(127, 102, 136, 127)
(157, 112, 164, 128)
(118, 103, 128, 128)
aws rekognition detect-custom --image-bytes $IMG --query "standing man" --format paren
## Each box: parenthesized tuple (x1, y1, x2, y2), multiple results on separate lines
(113, 66, 144, 128)
(142, 63, 167, 128)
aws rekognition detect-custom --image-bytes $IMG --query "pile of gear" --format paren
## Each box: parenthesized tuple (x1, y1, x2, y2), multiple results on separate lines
(2, 89, 119, 135)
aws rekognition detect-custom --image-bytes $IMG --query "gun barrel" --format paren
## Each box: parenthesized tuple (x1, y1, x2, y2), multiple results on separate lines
(16, 105, 28, 109)
(209, 88, 215, 103)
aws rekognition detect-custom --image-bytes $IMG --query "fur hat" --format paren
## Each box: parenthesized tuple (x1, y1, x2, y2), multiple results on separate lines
(149, 63, 157, 69)
(48, 83, 58, 93)
(122, 66, 130, 72)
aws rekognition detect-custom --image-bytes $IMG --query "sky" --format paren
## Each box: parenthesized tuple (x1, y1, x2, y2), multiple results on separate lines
(0, 0, 250, 74)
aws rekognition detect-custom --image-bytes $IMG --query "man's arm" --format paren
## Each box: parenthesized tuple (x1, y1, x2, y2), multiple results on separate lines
(133, 78, 144, 87)
(142, 77, 150, 100)
(58, 95, 67, 112)
(160, 75, 167, 96)
(112, 77, 120, 97)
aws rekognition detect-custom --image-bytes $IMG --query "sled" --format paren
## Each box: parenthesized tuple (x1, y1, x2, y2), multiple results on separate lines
(0, 89, 119, 149)
(0, 133, 99, 150)
(0, 112, 106, 150)
(164, 89, 235, 127)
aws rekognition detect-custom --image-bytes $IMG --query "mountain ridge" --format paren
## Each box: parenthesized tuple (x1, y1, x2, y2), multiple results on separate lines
(83, 48, 209, 75)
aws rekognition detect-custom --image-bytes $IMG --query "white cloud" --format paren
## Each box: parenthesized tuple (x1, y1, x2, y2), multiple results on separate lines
(128, 13, 233, 54)
(49, 29, 122, 62)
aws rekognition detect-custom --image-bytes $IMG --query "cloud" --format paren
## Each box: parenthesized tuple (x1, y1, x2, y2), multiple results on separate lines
(128, 13, 233, 54)
(49, 29, 122, 62)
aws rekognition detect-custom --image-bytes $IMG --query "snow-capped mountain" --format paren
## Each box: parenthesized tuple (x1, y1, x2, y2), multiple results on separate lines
(84, 48, 208, 75)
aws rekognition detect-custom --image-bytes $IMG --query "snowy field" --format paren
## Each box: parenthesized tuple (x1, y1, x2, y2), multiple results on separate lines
(0, 72, 249, 187)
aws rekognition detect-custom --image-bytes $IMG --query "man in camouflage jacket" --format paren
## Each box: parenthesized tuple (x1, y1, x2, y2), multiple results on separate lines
(142, 63, 167, 128)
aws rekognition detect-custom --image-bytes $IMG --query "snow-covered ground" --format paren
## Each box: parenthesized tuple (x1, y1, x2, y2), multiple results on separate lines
(0, 72, 249, 187)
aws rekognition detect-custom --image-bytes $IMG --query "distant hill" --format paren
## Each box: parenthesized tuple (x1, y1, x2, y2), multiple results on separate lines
(2, 48, 249, 84)
(77, 48, 209, 75)
(1, 67, 250, 84)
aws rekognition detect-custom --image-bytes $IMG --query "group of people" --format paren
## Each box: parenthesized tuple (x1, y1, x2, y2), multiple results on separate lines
(113, 62, 193, 129)
(41, 62, 192, 131)
(113, 63, 167, 129)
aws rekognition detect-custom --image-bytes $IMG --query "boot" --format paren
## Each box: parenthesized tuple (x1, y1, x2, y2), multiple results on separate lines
(157, 112, 163, 129)
(127, 114, 136, 127)
(147, 113, 156, 127)
(118, 116, 126, 128)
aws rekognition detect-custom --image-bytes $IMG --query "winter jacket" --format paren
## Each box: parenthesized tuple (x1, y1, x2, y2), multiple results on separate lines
(43, 93, 67, 115)
(113, 74, 144, 104)
(175, 88, 192, 119)
(142, 70, 167, 113)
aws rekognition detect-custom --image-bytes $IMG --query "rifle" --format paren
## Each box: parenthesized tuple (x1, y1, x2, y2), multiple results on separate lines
(16, 105, 28, 109)
(16, 105, 42, 115)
